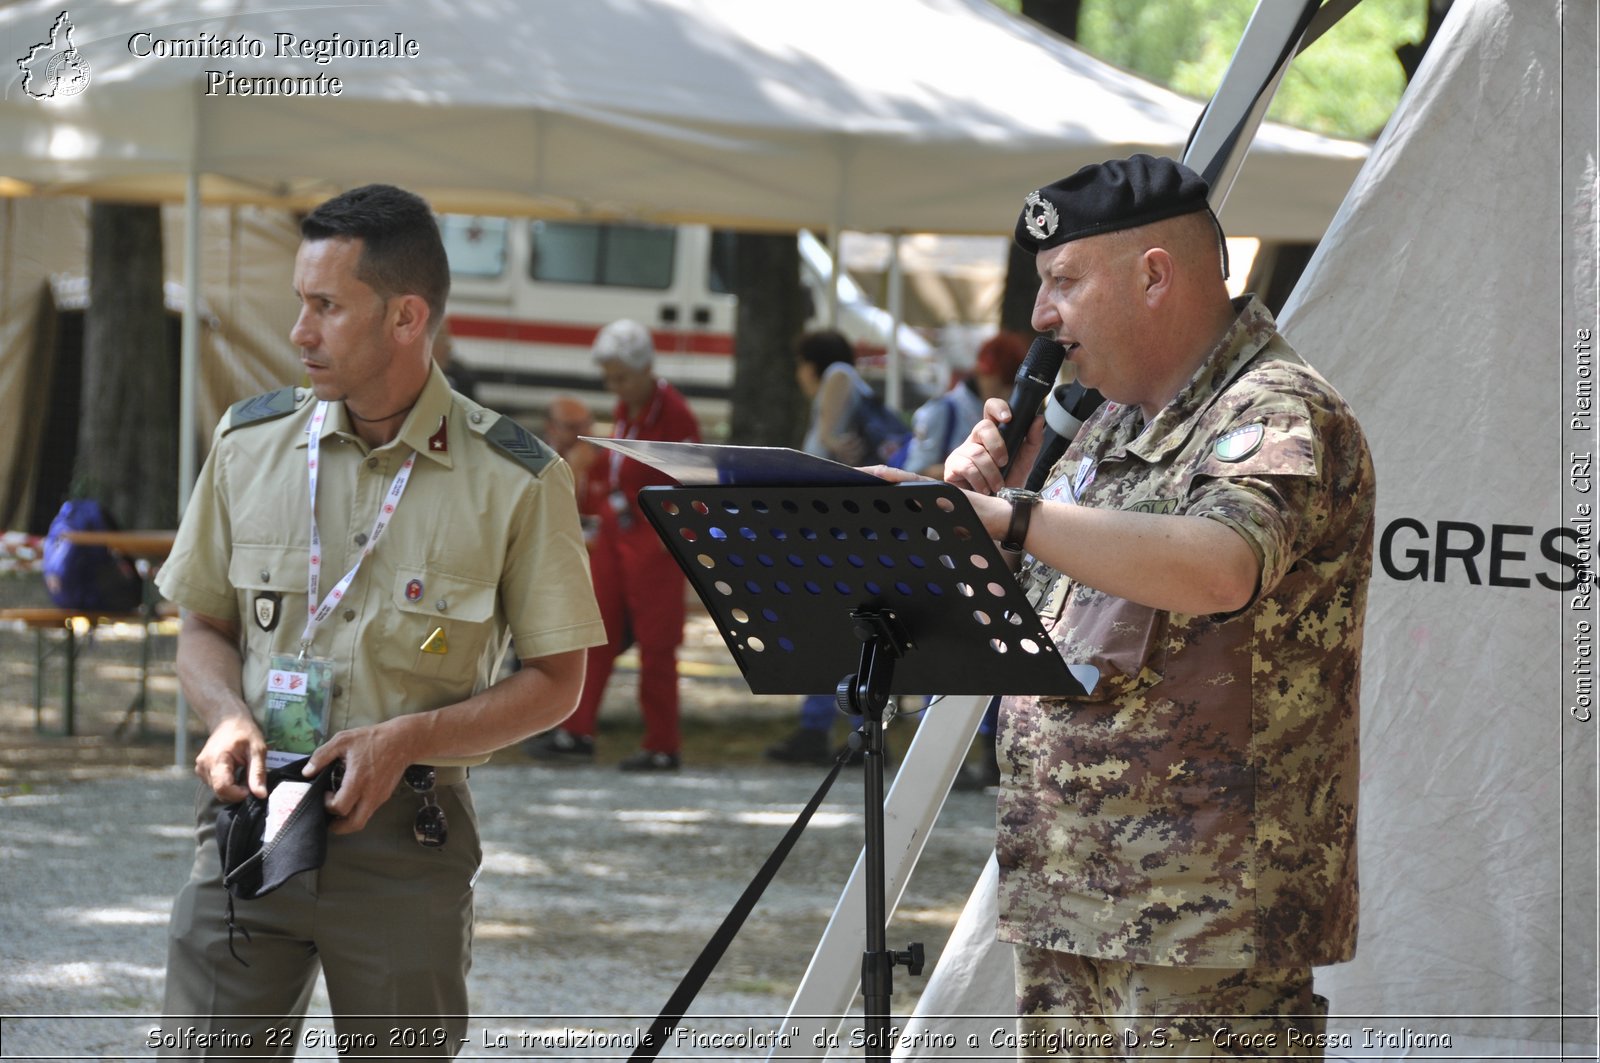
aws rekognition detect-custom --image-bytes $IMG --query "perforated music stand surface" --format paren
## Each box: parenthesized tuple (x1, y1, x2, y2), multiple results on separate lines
(639, 480, 1086, 700)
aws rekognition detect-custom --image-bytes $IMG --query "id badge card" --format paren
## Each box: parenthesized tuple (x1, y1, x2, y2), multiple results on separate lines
(263, 654, 334, 770)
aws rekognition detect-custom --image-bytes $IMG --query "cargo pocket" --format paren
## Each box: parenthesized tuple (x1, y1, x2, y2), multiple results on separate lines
(390, 566, 497, 682)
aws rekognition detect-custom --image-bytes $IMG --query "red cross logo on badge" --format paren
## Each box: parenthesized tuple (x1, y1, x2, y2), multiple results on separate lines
(406, 578, 424, 602)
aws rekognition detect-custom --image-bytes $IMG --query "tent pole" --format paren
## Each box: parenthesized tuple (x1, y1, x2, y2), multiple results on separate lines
(885, 233, 903, 412)
(1184, 0, 1321, 212)
(174, 168, 201, 771)
(825, 223, 842, 328)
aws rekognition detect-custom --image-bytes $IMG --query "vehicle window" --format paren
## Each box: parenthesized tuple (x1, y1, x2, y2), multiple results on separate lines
(529, 220, 675, 289)
(439, 215, 508, 279)
(708, 229, 738, 295)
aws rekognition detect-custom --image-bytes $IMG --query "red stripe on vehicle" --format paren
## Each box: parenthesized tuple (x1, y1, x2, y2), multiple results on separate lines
(447, 315, 733, 356)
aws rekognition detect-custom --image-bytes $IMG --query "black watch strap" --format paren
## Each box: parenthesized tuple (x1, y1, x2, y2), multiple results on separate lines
(998, 489, 1041, 553)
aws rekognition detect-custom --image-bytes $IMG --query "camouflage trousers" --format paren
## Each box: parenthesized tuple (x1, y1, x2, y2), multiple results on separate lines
(1014, 947, 1329, 1059)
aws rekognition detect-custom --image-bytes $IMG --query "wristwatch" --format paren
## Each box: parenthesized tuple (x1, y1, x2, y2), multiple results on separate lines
(996, 487, 1042, 553)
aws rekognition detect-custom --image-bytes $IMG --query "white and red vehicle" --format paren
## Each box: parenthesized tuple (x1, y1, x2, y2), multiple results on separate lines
(439, 215, 940, 434)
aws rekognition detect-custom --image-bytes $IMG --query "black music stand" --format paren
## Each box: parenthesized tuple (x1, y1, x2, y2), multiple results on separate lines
(639, 477, 1088, 1060)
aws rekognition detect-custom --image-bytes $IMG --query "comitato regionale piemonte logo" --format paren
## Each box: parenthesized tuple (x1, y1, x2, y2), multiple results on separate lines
(16, 10, 92, 99)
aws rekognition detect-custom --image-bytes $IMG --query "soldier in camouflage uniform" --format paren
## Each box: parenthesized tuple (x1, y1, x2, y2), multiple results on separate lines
(941, 156, 1375, 1057)
(156, 185, 605, 1056)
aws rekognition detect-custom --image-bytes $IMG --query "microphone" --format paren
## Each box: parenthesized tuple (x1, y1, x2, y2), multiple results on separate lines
(998, 337, 1066, 480)
(1022, 381, 1105, 493)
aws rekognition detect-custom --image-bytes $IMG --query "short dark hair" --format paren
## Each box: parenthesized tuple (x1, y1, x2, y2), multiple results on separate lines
(301, 184, 451, 335)
(793, 329, 856, 373)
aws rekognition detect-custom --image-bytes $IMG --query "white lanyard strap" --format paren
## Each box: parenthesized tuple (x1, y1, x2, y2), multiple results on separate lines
(608, 380, 665, 490)
(301, 401, 417, 653)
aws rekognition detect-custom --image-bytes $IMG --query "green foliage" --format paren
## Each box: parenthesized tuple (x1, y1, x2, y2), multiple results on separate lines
(997, 0, 1426, 141)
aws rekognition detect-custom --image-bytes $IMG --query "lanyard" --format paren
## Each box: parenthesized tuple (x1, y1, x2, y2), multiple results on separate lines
(300, 401, 417, 655)
(607, 380, 665, 491)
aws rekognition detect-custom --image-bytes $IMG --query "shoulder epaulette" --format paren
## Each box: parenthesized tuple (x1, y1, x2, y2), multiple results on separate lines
(480, 413, 557, 477)
(224, 387, 306, 433)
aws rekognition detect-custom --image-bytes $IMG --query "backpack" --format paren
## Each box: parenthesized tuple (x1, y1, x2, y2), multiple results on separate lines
(850, 388, 913, 466)
(41, 499, 144, 612)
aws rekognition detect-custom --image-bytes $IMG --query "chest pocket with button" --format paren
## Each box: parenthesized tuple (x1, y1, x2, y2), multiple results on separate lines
(228, 544, 307, 637)
(388, 565, 499, 682)
(228, 544, 311, 707)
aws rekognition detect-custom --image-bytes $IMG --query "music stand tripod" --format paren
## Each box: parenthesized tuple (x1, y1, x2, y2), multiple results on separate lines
(640, 478, 1087, 1060)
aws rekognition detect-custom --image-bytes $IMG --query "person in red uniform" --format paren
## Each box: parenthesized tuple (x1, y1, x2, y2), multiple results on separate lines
(525, 320, 701, 771)
(540, 394, 607, 548)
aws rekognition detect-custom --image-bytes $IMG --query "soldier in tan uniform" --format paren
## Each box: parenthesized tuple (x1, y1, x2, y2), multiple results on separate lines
(155, 185, 605, 1057)
(934, 156, 1375, 1056)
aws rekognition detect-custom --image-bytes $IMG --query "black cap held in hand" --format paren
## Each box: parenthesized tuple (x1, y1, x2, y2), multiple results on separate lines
(1014, 153, 1213, 254)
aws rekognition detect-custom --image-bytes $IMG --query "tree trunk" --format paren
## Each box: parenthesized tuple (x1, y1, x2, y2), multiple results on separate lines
(998, 0, 1084, 335)
(998, 242, 1042, 335)
(729, 231, 809, 447)
(1021, 0, 1080, 43)
(78, 202, 175, 528)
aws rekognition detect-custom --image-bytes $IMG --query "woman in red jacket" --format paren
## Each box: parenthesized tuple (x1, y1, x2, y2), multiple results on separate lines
(525, 319, 701, 771)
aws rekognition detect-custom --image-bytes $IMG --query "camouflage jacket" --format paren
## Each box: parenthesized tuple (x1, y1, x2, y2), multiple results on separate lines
(996, 296, 1375, 968)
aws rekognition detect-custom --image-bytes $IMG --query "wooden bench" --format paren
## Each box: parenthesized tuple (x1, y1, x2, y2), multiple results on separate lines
(0, 603, 177, 737)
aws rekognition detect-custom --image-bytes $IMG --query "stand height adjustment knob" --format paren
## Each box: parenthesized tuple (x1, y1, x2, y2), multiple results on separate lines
(893, 942, 925, 977)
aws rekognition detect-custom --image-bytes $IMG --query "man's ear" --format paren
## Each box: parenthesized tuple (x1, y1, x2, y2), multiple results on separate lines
(1140, 247, 1176, 306)
(390, 293, 431, 345)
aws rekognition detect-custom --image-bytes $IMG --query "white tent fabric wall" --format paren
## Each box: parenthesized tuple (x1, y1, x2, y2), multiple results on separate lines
(0, 200, 301, 530)
(893, 0, 1597, 1058)
(1277, 0, 1595, 1053)
(0, 197, 88, 530)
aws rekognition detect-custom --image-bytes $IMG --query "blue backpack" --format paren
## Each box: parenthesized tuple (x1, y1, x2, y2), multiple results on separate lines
(851, 388, 913, 466)
(41, 499, 144, 612)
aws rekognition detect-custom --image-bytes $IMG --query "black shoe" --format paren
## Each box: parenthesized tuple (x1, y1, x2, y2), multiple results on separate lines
(524, 728, 594, 762)
(764, 728, 833, 766)
(619, 749, 680, 772)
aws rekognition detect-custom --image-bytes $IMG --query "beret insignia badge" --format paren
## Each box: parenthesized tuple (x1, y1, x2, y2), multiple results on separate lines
(1023, 190, 1060, 241)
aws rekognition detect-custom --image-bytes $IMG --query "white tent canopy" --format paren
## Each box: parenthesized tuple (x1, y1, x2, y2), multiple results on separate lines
(1, 0, 1365, 239)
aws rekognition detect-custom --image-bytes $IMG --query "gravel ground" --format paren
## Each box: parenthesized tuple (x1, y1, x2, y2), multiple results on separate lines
(0, 760, 997, 1061)
(0, 592, 999, 1061)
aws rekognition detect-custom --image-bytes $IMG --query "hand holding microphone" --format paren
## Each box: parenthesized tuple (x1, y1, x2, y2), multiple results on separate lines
(997, 337, 1067, 481)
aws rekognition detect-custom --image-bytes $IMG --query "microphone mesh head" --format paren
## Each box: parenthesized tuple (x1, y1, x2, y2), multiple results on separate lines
(1018, 336, 1066, 384)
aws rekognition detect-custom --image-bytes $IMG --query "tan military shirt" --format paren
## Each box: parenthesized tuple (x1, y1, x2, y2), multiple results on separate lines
(997, 296, 1375, 968)
(156, 365, 606, 767)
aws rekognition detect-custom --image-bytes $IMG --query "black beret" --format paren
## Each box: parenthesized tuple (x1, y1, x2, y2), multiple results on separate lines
(1014, 154, 1213, 254)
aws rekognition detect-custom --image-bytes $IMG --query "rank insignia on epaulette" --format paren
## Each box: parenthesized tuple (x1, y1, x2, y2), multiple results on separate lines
(226, 387, 304, 433)
(483, 415, 556, 476)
